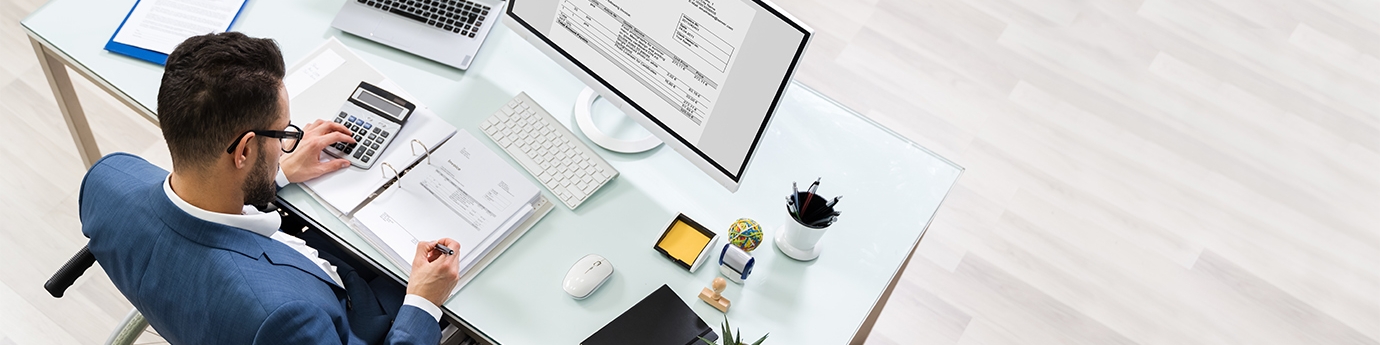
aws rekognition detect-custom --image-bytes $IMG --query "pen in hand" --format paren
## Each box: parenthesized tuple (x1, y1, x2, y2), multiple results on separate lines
(433, 243, 455, 256)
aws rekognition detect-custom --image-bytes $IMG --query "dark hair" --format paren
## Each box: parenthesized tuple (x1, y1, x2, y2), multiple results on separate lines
(158, 32, 285, 169)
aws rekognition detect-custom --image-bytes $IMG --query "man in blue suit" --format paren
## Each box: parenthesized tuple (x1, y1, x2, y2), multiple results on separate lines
(80, 32, 461, 344)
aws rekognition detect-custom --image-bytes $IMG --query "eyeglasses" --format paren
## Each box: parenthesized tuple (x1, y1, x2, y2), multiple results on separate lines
(225, 124, 303, 154)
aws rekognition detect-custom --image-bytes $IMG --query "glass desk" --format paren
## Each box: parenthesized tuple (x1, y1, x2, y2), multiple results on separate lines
(25, 0, 962, 343)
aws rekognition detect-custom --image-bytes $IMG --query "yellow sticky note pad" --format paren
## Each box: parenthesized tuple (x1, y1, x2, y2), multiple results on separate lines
(661, 221, 711, 264)
(654, 214, 717, 271)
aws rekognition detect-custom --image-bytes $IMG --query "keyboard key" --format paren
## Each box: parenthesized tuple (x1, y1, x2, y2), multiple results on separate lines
(381, 131, 389, 137)
(348, 115, 356, 122)
(376, 137, 385, 144)
(338, 112, 348, 118)
(361, 156, 370, 163)
(389, 7, 428, 23)
(370, 143, 380, 149)
(367, 149, 376, 156)
(363, 122, 372, 129)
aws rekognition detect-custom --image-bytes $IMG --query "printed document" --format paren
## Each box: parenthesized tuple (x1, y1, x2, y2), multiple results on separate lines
(353, 130, 541, 278)
(549, 0, 756, 143)
(112, 0, 246, 54)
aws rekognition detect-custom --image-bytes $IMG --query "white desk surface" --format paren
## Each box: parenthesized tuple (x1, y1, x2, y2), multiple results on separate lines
(25, 0, 962, 343)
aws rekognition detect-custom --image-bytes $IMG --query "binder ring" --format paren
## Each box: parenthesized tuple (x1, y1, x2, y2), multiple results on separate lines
(411, 139, 432, 165)
(381, 162, 400, 180)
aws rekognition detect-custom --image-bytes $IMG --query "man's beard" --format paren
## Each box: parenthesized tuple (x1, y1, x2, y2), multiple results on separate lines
(243, 145, 277, 208)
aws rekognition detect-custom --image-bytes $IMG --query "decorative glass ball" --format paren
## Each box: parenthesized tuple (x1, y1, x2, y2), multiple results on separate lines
(727, 218, 764, 252)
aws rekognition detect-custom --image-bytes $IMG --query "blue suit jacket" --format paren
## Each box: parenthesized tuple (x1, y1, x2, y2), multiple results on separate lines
(80, 153, 440, 344)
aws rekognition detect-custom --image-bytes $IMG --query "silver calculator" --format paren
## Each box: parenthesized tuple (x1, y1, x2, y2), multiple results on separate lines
(325, 82, 415, 169)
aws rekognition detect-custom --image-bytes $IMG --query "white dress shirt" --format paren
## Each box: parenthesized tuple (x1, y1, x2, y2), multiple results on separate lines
(164, 170, 442, 321)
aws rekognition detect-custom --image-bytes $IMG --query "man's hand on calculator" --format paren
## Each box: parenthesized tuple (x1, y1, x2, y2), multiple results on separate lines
(280, 119, 356, 183)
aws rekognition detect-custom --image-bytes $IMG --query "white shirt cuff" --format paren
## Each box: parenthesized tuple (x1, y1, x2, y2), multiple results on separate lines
(275, 168, 290, 188)
(403, 294, 442, 322)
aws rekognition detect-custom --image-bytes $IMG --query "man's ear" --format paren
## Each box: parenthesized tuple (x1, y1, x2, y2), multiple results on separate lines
(233, 132, 255, 169)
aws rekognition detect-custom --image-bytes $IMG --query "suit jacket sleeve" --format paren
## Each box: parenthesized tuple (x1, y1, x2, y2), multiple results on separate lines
(253, 301, 441, 345)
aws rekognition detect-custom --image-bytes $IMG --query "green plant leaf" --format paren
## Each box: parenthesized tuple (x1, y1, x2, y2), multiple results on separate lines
(750, 333, 770, 345)
(722, 319, 733, 343)
(698, 336, 718, 345)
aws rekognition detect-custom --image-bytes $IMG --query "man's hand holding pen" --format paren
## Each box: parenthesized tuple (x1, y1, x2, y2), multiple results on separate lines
(408, 238, 462, 307)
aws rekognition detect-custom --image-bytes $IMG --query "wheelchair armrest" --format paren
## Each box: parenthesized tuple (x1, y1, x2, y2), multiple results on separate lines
(46, 245, 96, 298)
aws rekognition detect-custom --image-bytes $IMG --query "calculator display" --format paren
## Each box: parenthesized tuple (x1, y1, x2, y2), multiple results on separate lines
(355, 89, 408, 120)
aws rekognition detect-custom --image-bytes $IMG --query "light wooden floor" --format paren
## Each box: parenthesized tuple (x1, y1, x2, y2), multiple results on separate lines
(3, 0, 1377, 344)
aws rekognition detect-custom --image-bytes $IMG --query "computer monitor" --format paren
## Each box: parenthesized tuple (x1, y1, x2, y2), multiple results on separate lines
(505, 0, 812, 192)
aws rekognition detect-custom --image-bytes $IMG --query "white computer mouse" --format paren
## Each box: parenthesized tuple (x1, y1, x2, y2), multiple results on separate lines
(563, 254, 613, 300)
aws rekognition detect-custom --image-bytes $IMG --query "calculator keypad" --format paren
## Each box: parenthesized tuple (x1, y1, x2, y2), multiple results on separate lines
(329, 111, 396, 168)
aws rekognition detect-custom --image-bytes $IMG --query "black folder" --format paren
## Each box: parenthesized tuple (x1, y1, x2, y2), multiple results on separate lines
(582, 284, 719, 345)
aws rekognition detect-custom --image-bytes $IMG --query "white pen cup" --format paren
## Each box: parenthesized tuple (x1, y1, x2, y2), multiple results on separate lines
(783, 213, 829, 251)
(777, 195, 831, 261)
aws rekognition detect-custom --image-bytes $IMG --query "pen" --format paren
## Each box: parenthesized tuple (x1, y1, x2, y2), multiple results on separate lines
(434, 243, 455, 256)
(802, 178, 820, 213)
(791, 182, 804, 220)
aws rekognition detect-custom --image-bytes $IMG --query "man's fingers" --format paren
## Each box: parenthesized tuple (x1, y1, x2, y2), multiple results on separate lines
(316, 121, 353, 136)
(437, 238, 461, 251)
(318, 158, 351, 173)
(303, 119, 324, 132)
(413, 241, 433, 265)
(295, 132, 350, 156)
(318, 132, 355, 146)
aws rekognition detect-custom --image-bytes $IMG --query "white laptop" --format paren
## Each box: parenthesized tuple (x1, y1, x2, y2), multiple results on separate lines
(331, 0, 504, 70)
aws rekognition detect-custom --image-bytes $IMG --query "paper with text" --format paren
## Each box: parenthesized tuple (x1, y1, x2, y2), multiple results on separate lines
(112, 0, 246, 54)
(285, 50, 346, 100)
(549, 0, 756, 143)
(353, 130, 541, 282)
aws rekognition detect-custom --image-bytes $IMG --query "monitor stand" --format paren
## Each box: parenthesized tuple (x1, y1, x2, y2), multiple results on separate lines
(573, 87, 662, 153)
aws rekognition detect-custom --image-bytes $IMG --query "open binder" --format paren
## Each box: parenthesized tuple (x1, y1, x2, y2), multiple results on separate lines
(348, 130, 549, 292)
(284, 38, 552, 293)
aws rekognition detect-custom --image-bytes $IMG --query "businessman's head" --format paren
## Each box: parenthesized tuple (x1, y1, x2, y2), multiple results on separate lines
(158, 32, 289, 206)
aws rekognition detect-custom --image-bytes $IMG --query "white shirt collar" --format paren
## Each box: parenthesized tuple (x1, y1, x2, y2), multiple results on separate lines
(163, 174, 281, 237)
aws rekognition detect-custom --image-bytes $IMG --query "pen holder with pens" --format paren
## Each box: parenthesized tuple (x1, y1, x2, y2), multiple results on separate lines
(776, 179, 841, 261)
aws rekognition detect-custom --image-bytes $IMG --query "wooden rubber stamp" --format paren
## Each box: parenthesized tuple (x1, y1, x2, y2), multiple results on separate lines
(698, 277, 731, 312)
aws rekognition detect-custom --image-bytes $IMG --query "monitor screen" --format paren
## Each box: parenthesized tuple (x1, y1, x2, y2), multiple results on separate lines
(508, 0, 810, 184)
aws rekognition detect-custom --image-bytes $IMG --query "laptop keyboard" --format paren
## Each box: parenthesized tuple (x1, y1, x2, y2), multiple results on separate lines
(358, 0, 491, 37)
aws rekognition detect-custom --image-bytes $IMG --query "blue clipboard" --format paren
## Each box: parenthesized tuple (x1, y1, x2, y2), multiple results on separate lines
(104, 0, 250, 65)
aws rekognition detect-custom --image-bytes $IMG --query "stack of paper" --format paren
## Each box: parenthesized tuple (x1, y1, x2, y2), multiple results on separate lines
(351, 130, 542, 279)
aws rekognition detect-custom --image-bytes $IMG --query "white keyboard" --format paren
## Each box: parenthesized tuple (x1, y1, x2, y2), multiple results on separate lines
(481, 92, 618, 209)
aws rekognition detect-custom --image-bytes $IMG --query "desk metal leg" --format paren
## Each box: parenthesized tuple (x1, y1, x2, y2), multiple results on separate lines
(850, 230, 926, 344)
(31, 36, 100, 169)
